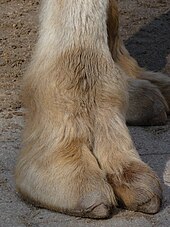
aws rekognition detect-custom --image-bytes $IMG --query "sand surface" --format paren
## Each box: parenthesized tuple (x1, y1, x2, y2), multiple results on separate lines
(0, 0, 170, 226)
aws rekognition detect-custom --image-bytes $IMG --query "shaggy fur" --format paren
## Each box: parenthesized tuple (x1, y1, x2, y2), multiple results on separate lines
(15, 0, 169, 218)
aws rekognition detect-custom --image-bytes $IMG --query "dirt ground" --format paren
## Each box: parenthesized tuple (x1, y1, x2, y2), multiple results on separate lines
(0, 0, 170, 226)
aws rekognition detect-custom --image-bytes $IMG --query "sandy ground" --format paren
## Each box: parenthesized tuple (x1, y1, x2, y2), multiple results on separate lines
(0, 0, 170, 226)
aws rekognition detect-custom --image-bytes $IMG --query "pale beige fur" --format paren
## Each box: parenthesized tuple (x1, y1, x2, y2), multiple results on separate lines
(15, 0, 164, 218)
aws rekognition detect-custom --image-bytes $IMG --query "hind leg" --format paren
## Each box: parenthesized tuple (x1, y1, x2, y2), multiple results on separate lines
(107, 0, 170, 123)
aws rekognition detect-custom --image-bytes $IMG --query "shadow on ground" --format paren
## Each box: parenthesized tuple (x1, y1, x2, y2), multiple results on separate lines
(125, 11, 170, 71)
